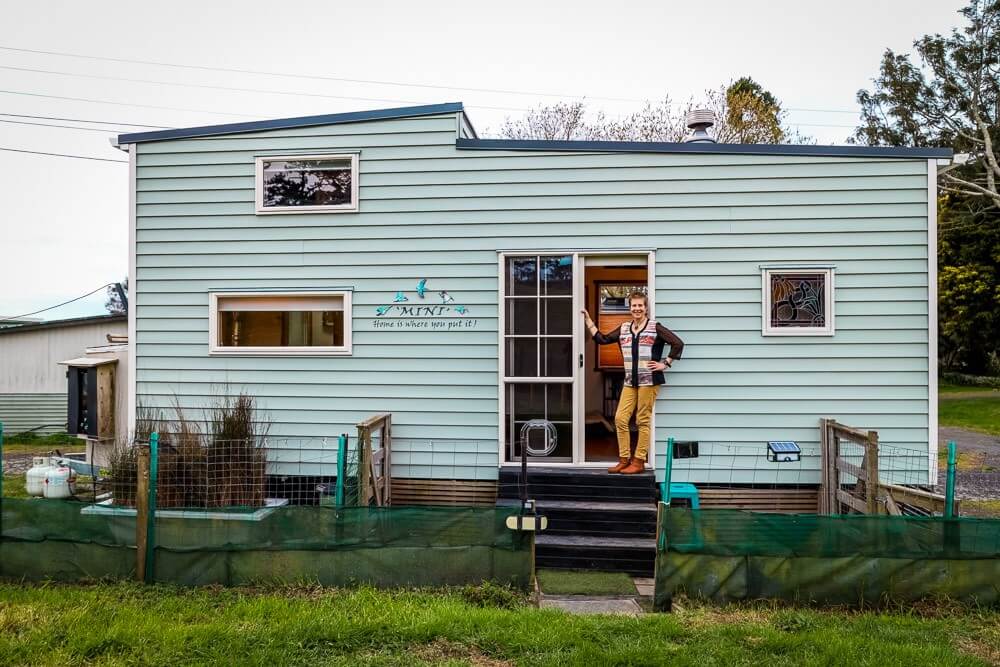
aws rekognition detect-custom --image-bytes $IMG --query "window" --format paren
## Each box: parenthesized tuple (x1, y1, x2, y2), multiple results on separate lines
(254, 154, 359, 214)
(209, 292, 352, 355)
(761, 267, 834, 336)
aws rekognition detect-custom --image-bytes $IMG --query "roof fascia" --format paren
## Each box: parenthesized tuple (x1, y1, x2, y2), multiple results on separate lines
(455, 138, 953, 159)
(118, 102, 465, 145)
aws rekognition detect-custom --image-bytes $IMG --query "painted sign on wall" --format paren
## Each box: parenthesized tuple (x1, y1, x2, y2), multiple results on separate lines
(373, 279, 478, 329)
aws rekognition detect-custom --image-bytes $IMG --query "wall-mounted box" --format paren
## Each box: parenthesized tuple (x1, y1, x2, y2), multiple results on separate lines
(60, 357, 117, 440)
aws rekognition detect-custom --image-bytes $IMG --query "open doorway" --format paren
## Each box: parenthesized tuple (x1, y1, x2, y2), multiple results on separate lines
(582, 256, 650, 463)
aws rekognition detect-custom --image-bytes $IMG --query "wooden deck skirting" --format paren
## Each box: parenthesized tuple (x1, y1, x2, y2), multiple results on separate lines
(697, 487, 819, 513)
(391, 479, 498, 507)
(392, 478, 816, 513)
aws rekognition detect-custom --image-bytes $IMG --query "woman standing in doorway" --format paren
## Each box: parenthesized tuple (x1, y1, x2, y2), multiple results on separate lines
(582, 292, 684, 474)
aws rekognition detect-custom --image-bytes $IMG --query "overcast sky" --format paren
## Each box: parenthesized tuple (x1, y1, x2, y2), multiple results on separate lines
(0, 0, 967, 321)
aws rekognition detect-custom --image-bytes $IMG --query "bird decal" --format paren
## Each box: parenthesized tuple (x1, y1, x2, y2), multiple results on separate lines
(416, 279, 427, 298)
(393, 291, 408, 302)
(439, 291, 455, 304)
(375, 305, 392, 317)
(455, 305, 468, 315)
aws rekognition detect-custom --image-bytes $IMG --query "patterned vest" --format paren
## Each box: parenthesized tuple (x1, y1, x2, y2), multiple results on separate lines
(619, 320, 658, 387)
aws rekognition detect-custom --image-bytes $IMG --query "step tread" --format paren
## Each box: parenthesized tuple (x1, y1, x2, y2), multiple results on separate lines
(535, 534, 656, 549)
(536, 500, 657, 512)
(501, 466, 654, 477)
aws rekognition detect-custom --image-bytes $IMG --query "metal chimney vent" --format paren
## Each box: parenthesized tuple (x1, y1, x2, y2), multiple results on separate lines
(684, 109, 716, 143)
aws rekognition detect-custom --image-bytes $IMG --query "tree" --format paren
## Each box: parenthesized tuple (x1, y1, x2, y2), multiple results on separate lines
(497, 101, 592, 141)
(497, 78, 802, 144)
(854, 0, 1000, 208)
(719, 77, 786, 144)
(105, 278, 128, 314)
(937, 195, 1000, 373)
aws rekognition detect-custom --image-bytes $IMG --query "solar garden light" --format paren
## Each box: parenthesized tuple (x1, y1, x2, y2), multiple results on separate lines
(767, 441, 801, 463)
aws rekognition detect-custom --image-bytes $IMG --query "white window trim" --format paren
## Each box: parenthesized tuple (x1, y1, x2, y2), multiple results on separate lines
(208, 290, 353, 356)
(761, 267, 835, 337)
(254, 153, 359, 215)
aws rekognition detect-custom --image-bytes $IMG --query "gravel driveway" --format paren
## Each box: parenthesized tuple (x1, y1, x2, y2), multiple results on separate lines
(937, 426, 1000, 503)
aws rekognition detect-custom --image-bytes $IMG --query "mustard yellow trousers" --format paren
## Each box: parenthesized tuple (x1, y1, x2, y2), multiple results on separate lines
(614, 385, 659, 460)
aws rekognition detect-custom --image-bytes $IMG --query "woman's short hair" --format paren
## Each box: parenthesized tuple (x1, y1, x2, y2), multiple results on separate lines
(627, 291, 648, 309)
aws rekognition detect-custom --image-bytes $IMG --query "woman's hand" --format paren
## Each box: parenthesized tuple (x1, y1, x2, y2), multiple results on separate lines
(646, 360, 668, 372)
(580, 309, 595, 328)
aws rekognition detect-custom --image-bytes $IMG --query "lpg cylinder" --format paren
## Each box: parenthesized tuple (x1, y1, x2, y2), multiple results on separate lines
(43, 465, 76, 499)
(25, 457, 53, 497)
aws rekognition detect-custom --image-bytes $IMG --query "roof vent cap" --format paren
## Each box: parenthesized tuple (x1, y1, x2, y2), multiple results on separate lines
(684, 109, 716, 143)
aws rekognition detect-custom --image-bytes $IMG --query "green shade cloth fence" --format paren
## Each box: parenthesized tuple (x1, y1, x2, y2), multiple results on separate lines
(0, 499, 532, 589)
(655, 507, 1000, 608)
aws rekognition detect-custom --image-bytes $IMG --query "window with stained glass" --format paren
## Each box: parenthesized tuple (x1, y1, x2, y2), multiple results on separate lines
(762, 268, 834, 336)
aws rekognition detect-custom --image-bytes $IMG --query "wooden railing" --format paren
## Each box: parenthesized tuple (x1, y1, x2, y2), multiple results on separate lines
(356, 413, 392, 506)
(819, 418, 952, 515)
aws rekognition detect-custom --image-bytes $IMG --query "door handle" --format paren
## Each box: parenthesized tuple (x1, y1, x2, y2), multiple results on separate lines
(579, 353, 584, 368)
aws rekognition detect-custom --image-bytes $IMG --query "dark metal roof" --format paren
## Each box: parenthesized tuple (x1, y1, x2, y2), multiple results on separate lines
(116, 100, 952, 159)
(117, 102, 467, 144)
(455, 138, 952, 159)
(0, 313, 126, 335)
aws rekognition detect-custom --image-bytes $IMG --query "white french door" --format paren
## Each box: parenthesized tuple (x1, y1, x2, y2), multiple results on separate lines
(500, 253, 580, 464)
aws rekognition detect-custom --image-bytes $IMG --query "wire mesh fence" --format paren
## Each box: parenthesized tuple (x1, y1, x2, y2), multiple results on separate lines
(667, 442, 820, 488)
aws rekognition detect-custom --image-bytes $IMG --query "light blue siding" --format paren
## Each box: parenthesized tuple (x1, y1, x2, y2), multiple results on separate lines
(133, 111, 930, 484)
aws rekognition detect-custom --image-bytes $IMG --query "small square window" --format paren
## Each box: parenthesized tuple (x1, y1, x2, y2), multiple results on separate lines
(209, 291, 352, 356)
(255, 154, 359, 214)
(761, 268, 834, 336)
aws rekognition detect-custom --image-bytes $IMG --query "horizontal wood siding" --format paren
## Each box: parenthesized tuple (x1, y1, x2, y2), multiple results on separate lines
(133, 113, 929, 483)
(0, 394, 67, 435)
(0, 321, 128, 393)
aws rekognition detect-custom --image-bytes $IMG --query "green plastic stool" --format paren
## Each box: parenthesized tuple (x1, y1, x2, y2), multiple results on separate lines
(659, 437, 700, 507)
(666, 482, 700, 508)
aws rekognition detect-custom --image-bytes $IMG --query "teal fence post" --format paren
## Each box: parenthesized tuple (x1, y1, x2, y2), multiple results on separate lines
(144, 432, 159, 584)
(659, 436, 674, 505)
(335, 434, 347, 508)
(945, 440, 957, 519)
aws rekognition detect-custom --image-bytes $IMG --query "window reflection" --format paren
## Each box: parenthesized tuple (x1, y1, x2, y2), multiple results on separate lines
(262, 159, 353, 208)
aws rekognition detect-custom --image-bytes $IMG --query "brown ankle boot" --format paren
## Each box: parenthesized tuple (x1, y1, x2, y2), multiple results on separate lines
(621, 457, 646, 474)
(607, 457, 630, 473)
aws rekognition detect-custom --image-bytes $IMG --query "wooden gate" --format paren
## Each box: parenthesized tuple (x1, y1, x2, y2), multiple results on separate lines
(819, 418, 952, 515)
(356, 413, 392, 506)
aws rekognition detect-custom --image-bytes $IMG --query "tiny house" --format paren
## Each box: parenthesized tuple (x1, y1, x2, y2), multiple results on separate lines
(116, 103, 948, 507)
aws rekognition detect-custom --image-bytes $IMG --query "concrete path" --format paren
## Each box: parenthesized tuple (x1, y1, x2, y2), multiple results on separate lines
(537, 576, 653, 615)
(540, 597, 643, 615)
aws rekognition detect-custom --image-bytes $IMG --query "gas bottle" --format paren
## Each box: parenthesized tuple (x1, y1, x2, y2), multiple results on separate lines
(43, 465, 76, 499)
(25, 457, 53, 497)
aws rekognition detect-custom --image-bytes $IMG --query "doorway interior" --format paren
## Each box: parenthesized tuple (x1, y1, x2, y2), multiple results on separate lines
(500, 251, 651, 466)
(582, 257, 649, 462)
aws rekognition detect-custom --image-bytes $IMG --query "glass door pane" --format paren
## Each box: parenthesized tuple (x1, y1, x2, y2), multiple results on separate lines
(503, 254, 575, 463)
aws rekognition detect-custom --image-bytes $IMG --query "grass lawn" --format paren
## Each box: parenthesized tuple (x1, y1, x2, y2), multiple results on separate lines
(940, 383, 1000, 395)
(536, 569, 636, 596)
(939, 388, 1000, 437)
(0, 582, 995, 666)
(2, 432, 82, 455)
(2, 474, 28, 498)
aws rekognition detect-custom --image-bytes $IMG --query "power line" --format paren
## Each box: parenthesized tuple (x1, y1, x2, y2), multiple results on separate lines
(0, 118, 121, 133)
(0, 147, 127, 163)
(3, 283, 116, 320)
(0, 63, 451, 110)
(0, 112, 169, 128)
(0, 44, 641, 104)
(0, 43, 860, 116)
(0, 88, 259, 118)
